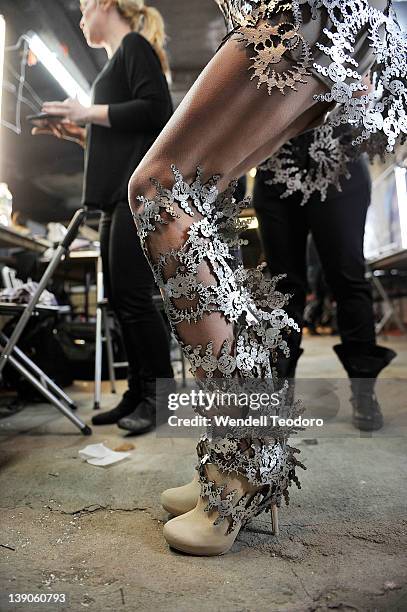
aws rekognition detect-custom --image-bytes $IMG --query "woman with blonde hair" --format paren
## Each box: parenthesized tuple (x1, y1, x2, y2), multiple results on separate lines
(34, 0, 175, 432)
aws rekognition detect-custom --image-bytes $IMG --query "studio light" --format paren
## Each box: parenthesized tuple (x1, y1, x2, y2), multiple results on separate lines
(27, 32, 91, 106)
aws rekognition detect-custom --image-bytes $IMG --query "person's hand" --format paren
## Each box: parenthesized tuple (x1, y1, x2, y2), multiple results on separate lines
(32, 121, 86, 147)
(42, 97, 90, 125)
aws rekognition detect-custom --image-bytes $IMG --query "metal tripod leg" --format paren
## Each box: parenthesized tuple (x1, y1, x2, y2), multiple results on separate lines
(0, 332, 77, 410)
(94, 257, 103, 410)
(102, 307, 117, 394)
(7, 352, 91, 435)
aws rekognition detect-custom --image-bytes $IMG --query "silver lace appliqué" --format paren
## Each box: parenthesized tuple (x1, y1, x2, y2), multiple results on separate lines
(235, 20, 313, 94)
(196, 434, 305, 533)
(259, 124, 352, 204)
(132, 164, 303, 532)
(310, 1, 407, 153)
(216, 0, 407, 153)
(134, 165, 299, 377)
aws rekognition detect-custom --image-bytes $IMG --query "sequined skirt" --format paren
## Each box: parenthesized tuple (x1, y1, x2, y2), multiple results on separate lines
(215, 0, 406, 154)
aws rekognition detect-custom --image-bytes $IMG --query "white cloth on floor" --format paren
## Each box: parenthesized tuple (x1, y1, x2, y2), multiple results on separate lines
(78, 443, 131, 467)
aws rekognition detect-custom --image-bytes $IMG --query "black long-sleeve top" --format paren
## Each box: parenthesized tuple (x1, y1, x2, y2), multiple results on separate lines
(82, 32, 173, 209)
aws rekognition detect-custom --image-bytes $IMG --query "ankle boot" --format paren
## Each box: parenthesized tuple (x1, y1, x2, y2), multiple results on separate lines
(163, 435, 305, 556)
(118, 378, 176, 434)
(161, 346, 306, 518)
(91, 389, 140, 426)
(161, 471, 200, 516)
(350, 378, 384, 431)
(333, 344, 396, 431)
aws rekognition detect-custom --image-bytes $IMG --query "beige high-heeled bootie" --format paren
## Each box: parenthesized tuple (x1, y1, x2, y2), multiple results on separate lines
(163, 435, 304, 556)
(161, 472, 200, 516)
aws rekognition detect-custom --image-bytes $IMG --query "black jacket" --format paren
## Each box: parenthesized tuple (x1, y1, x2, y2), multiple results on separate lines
(82, 32, 173, 209)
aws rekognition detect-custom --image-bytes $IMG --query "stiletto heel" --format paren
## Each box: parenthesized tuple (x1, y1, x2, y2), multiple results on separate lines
(271, 504, 279, 536)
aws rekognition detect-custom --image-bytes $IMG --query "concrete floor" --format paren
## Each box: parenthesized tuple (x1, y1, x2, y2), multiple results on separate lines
(0, 335, 406, 612)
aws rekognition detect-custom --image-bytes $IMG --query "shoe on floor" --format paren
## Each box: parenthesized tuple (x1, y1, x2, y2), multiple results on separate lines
(161, 472, 200, 516)
(91, 390, 139, 425)
(351, 387, 384, 431)
(118, 378, 176, 435)
(117, 397, 155, 434)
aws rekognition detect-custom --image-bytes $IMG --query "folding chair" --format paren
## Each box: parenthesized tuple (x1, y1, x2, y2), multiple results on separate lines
(0, 208, 96, 435)
(0, 303, 91, 434)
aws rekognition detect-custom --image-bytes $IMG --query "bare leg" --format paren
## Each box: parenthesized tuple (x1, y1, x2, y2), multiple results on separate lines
(129, 35, 329, 370)
(230, 99, 330, 178)
(129, 34, 321, 554)
(130, 37, 327, 200)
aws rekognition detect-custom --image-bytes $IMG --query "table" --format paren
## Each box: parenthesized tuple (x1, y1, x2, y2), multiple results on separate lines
(0, 225, 51, 253)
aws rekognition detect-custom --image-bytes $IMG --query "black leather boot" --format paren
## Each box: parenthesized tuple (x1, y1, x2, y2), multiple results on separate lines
(333, 344, 396, 431)
(118, 378, 176, 434)
(91, 389, 140, 426)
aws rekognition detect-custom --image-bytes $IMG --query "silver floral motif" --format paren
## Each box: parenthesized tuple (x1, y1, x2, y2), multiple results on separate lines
(311, 2, 407, 153)
(216, 0, 407, 154)
(235, 21, 313, 94)
(259, 124, 353, 204)
(196, 433, 305, 532)
(134, 165, 299, 362)
(199, 472, 265, 533)
(132, 164, 303, 533)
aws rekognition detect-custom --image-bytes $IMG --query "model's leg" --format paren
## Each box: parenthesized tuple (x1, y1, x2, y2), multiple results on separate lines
(129, 37, 328, 367)
(128, 35, 321, 554)
(230, 99, 330, 180)
(129, 37, 328, 203)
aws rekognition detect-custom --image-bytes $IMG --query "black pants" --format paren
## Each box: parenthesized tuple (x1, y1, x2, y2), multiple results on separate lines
(253, 158, 376, 368)
(99, 201, 173, 398)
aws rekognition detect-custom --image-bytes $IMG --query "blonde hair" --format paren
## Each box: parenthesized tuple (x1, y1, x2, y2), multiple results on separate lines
(104, 0, 170, 76)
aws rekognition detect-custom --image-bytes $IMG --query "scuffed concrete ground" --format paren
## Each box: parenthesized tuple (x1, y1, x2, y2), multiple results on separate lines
(0, 336, 406, 612)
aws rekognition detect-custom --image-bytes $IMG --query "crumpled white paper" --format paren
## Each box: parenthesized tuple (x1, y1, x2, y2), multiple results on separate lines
(78, 443, 131, 467)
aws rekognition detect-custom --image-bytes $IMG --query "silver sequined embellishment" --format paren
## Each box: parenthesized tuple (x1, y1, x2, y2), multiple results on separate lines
(216, 0, 407, 154)
(132, 164, 304, 531)
(235, 21, 313, 94)
(259, 124, 352, 204)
